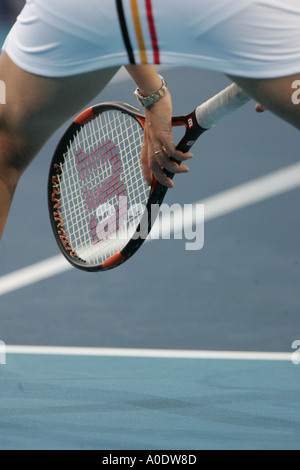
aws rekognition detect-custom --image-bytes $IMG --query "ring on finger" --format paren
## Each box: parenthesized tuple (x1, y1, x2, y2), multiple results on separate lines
(155, 147, 167, 156)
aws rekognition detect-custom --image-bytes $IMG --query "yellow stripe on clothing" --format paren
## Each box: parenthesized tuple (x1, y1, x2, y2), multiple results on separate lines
(130, 0, 148, 64)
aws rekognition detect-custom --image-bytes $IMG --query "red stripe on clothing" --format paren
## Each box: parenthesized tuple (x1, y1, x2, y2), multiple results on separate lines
(145, 0, 160, 64)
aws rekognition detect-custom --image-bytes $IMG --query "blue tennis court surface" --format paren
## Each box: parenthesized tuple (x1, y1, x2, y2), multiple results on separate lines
(1, 353, 300, 450)
(1, 15, 300, 450)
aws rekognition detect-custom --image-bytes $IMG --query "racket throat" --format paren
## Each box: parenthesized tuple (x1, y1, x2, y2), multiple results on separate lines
(176, 110, 207, 154)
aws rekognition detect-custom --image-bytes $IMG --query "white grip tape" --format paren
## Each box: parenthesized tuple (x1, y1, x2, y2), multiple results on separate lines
(195, 83, 251, 130)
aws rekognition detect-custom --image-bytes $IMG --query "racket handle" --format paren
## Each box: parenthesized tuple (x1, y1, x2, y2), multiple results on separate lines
(195, 83, 251, 130)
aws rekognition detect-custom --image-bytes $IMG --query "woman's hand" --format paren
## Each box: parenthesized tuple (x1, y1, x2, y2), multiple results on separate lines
(141, 91, 193, 188)
(125, 65, 193, 187)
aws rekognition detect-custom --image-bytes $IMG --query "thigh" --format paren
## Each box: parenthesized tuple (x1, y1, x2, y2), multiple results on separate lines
(229, 74, 300, 131)
(0, 52, 119, 166)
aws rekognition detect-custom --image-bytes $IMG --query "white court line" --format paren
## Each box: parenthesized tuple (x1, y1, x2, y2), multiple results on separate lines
(5, 345, 292, 361)
(151, 161, 300, 239)
(0, 162, 300, 296)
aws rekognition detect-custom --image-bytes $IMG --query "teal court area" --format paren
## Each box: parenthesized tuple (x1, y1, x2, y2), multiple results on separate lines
(0, 351, 299, 450)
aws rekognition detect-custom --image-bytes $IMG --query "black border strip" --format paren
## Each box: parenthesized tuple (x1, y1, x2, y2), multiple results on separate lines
(116, 0, 136, 64)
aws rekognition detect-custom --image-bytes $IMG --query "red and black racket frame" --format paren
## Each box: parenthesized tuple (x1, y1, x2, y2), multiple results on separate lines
(48, 102, 207, 272)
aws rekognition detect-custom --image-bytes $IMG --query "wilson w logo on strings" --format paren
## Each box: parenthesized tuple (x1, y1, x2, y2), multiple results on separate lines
(76, 141, 130, 243)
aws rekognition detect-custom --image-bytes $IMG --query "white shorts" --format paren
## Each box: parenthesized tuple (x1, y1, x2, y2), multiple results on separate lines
(2, 0, 300, 79)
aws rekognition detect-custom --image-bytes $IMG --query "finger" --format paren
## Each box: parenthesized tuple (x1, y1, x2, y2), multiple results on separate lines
(153, 148, 191, 174)
(169, 149, 194, 164)
(255, 104, 266, 113)
(161, 141, 194, 163)
(150, 158, 174, 188)
(140, 134, 153, 186)
(155, 152, 190, 174)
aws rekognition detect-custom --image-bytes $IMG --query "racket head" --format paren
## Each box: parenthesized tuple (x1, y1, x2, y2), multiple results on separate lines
(48, 101, 205, 272)
(48, 102, 153, 272)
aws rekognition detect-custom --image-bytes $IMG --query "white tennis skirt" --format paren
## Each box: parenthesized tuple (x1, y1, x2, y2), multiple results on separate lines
(2, 0, 300, 79)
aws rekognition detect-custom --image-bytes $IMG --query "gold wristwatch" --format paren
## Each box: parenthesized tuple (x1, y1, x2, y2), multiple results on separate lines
(134, 75, 168, 107)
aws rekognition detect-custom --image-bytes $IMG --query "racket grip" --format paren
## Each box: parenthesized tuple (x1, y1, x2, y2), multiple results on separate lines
(195, 83, 251, 129)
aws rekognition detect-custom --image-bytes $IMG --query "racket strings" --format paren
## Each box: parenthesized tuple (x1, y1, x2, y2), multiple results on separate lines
(76, 141, 127, 213)
(58, 110, 149, 264)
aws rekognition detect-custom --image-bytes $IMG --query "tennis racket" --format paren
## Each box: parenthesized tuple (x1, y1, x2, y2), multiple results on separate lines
(48, 82, 250, 272)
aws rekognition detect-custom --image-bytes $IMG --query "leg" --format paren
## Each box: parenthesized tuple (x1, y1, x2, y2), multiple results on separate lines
(228, 73, 300, 130)
(0, 52, 119, 239)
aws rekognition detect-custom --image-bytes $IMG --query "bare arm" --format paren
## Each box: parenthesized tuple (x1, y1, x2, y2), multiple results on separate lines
(125, 65, 193, 188)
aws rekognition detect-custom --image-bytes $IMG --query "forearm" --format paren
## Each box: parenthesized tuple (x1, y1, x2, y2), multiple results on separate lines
(125, 64, 163, 96)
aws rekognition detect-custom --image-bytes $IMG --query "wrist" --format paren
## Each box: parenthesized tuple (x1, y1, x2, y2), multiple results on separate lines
(134, 75, 168, 108)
